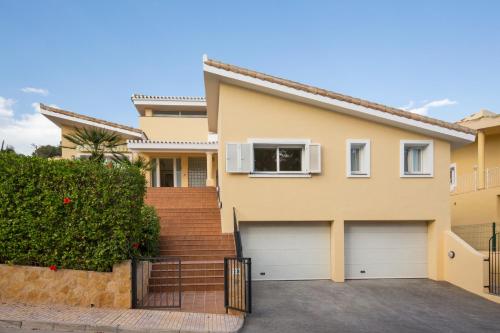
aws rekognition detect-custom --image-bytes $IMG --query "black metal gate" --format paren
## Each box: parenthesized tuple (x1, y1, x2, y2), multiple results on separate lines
(131, 257, 181, 309)
(489, 232, 500, 295)
(224, 257, 252, 313)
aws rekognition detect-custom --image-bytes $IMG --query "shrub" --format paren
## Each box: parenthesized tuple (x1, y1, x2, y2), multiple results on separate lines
(0, 153, 157, 272)
(139, 205, 160, 257)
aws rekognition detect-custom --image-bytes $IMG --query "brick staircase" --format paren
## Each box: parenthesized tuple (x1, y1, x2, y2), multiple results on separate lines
(145, 187, 235, 292)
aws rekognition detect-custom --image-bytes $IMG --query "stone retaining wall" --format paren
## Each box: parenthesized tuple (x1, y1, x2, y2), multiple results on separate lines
(0, 261, 131, 309)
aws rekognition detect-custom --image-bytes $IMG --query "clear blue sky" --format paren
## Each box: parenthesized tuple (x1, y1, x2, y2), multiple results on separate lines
(1, 1, 499, 153)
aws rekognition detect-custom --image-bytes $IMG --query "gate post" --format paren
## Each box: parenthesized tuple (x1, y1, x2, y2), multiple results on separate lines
(493, 223, 497, 252)
(131, 258, 137, 309)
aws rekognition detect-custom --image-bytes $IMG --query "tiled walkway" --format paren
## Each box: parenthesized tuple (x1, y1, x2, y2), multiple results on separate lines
(0, 302, 243, 333)
(181, 291, 225, 314)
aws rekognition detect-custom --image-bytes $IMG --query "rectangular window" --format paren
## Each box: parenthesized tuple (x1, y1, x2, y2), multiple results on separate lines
(400, 140, 433, 177)
(346, 139, 370, 177)
(253, 145, 304, 173)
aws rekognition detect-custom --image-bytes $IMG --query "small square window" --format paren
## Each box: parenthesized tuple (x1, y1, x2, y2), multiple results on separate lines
(346, 139, 370, 177)
(400, 140, 433, 177)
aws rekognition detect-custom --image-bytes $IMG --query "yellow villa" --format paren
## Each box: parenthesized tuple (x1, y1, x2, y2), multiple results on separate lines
(40, 56, 500, 304)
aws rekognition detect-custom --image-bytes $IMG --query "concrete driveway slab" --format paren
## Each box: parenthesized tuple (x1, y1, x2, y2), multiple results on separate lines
(241, 279, 500, 333)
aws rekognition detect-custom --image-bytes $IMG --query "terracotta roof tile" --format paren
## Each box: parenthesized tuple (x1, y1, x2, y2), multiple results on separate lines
(39, 103, 143, 135)
(204, 58, 475, 135)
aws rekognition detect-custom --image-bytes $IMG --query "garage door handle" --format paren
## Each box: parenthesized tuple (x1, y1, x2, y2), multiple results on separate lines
(360, 270, 366, 274)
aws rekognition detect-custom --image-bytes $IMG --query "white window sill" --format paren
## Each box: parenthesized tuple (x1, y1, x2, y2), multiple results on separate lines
(401, 173, 433, 178)
(249, 173, 312, 178)
(347, 173, 370, 178)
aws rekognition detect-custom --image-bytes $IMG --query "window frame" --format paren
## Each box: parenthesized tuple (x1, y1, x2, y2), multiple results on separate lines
(248, 139, 311, 177)
(400, 140, 434, 178)
(346, 139, 371, 178)
(449, 163, 457, 190)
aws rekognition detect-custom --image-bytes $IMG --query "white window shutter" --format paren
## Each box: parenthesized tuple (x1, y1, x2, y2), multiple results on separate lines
(226, 143, 239, 173)
(309, 144, 321, 173)
(240, 143, 252, 173)
(226, 143, 252, 173)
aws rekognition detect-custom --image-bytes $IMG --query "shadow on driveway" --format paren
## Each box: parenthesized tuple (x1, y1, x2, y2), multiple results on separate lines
(241, 279, 500, 333)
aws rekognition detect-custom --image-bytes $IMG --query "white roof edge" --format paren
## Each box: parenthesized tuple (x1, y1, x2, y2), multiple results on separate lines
(40, 109, 144, 139)
(127, 140, 218, 152)
(131, 99, 207, 107)
(203, 63, 475, 144)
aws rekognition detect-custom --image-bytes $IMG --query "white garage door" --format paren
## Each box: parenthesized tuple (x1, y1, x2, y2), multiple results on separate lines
(345, 222, 428, 279)
(240, 222, 331, 280)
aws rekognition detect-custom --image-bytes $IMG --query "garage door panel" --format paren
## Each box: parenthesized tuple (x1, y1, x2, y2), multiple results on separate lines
(243, 226, 329, 250)
(345, 263, 428, 279)
(346, 222, 427, 233)
(240, 222, 331, 281)
(245, 248, 330, 266)
(345, 232, 427, 249)
(253, 264, 331, 280)
(345, 222, 428, 279)
(345, 247, 427, 264)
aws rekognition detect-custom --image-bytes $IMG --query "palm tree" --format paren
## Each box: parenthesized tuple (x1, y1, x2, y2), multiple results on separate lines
(63, 128, 124, 163)
(112, 154, 151, 172)
(0, 140, 15, 153)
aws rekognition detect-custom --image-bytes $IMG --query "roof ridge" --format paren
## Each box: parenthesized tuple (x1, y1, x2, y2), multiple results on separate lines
(39, 103, 143, 134)
(204, 58, 475, 136)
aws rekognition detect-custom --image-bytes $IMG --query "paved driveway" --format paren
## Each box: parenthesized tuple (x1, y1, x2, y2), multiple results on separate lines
(241, 279, 500, 333)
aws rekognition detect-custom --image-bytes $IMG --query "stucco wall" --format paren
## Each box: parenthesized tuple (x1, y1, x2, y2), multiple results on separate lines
(0, 261, 131, 309)
(140, 116, 208, 141)
(451, 188, 500, 226)
(216, 83, 452, 281)
(443, 231, 500, 303)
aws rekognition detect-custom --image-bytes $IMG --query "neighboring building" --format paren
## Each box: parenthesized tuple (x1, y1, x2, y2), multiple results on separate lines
(449, 110, 499, 245)
(43, 56, 497, 302)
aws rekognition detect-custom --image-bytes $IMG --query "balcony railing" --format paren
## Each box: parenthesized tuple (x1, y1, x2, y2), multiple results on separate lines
(451, 167, 500, 194)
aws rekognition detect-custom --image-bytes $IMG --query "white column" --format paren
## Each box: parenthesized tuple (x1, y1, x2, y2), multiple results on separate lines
(206, 152, 215, 187)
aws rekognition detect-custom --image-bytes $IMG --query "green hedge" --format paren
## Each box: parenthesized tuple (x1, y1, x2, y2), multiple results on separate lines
(0, 153, 159, 272)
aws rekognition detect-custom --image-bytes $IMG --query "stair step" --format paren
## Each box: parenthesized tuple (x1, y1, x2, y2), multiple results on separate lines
(160, 248, 234, 254)
(171, 255, 228, 261)
(160, 235, 233, 241)
(160, 239, 234, 246)
(160, 245, 234, 251)
(149, 276, 224, 285)
(151, 268, 223, 278)
(149, 283, 224, 292)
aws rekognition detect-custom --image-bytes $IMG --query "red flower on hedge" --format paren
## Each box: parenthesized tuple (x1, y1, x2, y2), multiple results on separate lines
(132, 243, 140, 249)
(49, 265, 57, 271)
(63, 197, 71, 205)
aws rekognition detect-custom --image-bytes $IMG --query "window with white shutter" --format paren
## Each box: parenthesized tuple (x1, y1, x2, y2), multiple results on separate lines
(309, 144, 321, 174)
(226, 143, 239, 173)
(227, 140, 321, 176)
(226, 143, 252, 173)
